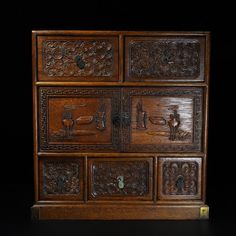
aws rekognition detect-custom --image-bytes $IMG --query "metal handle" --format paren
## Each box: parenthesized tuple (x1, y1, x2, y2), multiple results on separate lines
(112, 113, 130, 127)
(75, 55, 85, 69)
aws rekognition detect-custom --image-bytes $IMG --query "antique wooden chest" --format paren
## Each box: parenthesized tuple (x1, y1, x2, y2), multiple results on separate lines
(32, 31, 210, 220)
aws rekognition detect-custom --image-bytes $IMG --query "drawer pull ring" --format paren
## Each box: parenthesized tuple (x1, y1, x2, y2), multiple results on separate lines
(117, 176, 125, 189)
(75, 55, 85, 69)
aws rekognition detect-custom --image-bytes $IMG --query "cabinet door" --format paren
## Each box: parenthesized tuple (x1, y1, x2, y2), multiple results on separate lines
(122, 87, 203, 152)
(37, 36, 119, 81)
(38, 87, 120, 152)
(125, 36, 206, 82)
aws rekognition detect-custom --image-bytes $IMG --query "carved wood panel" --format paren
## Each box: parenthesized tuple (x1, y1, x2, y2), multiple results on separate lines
(158, 157, 202, 200)
(122, 87, 203, 152)
(39, 158, 84, 200)
(38, 87, 120, 152)
(37, 36, 118, 81)
(88, 158, 153, 200)
(125, 37, 205, 81)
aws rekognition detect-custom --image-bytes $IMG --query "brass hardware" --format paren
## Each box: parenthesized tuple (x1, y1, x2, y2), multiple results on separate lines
(200, 206, 209, 219)
(117, 176, 125, 189)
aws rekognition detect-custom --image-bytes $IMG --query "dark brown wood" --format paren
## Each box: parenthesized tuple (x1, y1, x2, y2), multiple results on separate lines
(37, 36, 119, 82)
(39, 157, 84, 201)
(32, 204, 209, 220)
(158, 157, 202, 200)
(32, 31, 210, 220)
(38, 87, 120, 152)
(88, 157, 153, 201)
(122, 87, 203, 152)
(125, 36, 206, 82)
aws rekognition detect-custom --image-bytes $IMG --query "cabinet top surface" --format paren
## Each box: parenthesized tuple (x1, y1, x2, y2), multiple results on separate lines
(32, 30, 210, 36)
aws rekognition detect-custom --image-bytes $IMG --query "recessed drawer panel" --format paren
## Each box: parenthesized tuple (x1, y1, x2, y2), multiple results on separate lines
(37, 36, 119, 81)
(158, 157, 202, 200)
(38, 87, 120, 152)
(125, 36, 206, 82)
(88, 158, 153, 201)
(39, 158, 84, 201)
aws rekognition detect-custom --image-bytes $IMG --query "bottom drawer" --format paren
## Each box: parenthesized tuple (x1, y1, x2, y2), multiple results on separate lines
(158, 157, 202, 200)
(39, 158, 84, 201)
(88, 157, 153, 201)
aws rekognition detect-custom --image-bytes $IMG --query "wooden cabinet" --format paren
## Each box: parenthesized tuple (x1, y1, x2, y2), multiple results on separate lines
(32, 31, 210, 220)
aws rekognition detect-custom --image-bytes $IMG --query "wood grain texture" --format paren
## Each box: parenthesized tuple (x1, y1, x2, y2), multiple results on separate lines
(32, 30, 210, 220)
(32, 204, 209, 220)
(38, 87, 120, 152)
(32, 32, 39, 201)
(122, 87, 203, 152)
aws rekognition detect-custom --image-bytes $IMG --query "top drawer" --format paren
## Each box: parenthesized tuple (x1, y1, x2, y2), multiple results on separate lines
(125, 36, 207, 82)
(37, 36, 119, 81)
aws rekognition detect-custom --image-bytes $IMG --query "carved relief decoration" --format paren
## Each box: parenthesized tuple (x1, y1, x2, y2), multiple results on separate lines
(129, 39, 200, 79)
(50, 99, 107, 140)
(122, 87, 203, 152)
(136, 99, 147, 130)
(39, 87, 120, 151)
(162, 160, 199, 195)
(42, 40, 114, 77)
(43, 159, 81, 195)
(91, 160, 150, 197)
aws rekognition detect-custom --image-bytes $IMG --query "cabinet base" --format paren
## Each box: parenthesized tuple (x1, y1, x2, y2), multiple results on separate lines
(31, 204, 209, 220)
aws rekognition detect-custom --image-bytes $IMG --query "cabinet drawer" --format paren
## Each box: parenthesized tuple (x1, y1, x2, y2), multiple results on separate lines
(39, 158, 84, 201)
(38, 87, 120, 152)
(122, 87, 203, 152)
(158, 157, 202, 200)
(88, 158, 153, 201)
(37, 36, 118, 81)
(125, 36, 206, 82)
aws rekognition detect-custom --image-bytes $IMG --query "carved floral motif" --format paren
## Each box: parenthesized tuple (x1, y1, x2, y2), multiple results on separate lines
(43, 160, 81, 195)
(129, 39, 200, 79)
(91, 161, 150, 196)
(162, 161, 198, 195)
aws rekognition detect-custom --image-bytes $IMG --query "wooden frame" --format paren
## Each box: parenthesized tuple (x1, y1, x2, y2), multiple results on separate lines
(32, 31, 210, 220)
